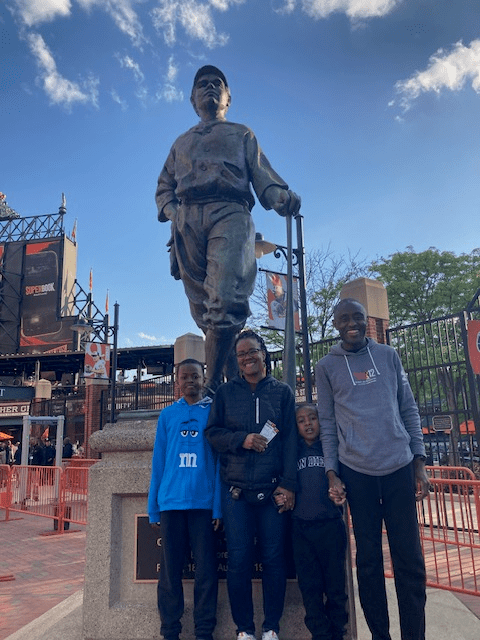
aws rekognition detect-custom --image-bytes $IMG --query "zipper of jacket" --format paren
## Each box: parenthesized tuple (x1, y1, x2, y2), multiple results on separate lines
(247, 389, 260, 489)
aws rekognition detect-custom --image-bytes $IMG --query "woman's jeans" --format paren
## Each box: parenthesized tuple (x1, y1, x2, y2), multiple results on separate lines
(221, 482, 287, 635)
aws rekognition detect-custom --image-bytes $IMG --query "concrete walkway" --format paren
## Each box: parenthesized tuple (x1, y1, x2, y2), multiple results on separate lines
(1, 513, 480, 640)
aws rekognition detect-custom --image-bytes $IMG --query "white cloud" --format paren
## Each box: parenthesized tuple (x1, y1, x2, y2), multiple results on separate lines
(277, 0, 399, 19)
(27, 32, 99, 108)
(394, 39, 480, 112)
(117, 54, 145, 82)
(135, 85, 150, 103)
(274, 0, 296, 13)
(12, 1, 146, 47)
(138, 332, 158, 342)
(166, 55, 179, 82)
(11, 0, 72, 26)
(151, 0, 230, 48)
(156, 55, 184, 102)
(115, 53, 153, 104)
(111, 88, 128, 109)
(77, 0, 146, 46)
(209, 0, 245, 10)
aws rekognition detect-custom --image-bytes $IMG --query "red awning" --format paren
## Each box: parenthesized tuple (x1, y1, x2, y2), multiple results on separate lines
(459, 420, 476, 435)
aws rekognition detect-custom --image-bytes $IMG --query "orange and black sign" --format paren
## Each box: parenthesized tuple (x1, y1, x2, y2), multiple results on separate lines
(467, 319, 480, 374)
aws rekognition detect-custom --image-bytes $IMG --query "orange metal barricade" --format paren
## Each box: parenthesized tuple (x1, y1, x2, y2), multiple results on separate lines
(0, 464, 13, 520)
(61, 465, 89, 527)
(419, 469, 480, 596)
(0, 465, 89, 532)
(378, 466, 480, 596)
(427, 465, 476, 480)
(7, 465, 62, 519)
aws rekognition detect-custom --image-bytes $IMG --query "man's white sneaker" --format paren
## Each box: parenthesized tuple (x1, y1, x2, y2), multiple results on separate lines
(262, 632, 279, 640)
(237, 633, 256, 640)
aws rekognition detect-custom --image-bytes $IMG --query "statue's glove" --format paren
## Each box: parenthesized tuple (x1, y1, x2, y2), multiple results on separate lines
(267, 186, 301, 217)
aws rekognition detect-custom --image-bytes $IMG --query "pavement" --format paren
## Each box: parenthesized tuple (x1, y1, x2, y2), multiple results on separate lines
(1, 512, 480, 640)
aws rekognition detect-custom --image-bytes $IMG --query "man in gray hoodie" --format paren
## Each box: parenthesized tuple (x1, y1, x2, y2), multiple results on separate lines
(316, 298, 429, 640)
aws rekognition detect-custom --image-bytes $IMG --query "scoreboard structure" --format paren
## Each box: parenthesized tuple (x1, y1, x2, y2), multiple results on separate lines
(0, 205, 77, 356)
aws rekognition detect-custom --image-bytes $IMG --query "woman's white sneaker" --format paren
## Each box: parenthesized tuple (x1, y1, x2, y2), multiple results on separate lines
(237, 633, 256, 640)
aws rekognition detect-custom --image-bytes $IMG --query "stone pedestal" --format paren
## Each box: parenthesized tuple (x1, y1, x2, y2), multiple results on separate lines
(173, 333, 206, 399)
(174, 333, 205, 365)
(82, 411, 308, 640)
(341, 277, 389, 344)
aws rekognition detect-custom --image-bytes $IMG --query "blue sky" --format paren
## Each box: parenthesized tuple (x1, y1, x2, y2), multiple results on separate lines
(1, 0, 479, 352)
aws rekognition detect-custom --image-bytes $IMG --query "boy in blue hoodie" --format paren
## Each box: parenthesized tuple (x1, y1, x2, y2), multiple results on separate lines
(275, 404, 347, 640)
(148, 359, 221, 640)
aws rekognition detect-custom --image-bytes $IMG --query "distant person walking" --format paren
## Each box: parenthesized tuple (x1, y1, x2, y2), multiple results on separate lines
(63, 437, 74, 459)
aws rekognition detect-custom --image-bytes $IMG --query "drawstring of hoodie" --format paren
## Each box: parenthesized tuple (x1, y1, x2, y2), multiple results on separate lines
(343, 345, 380, 386)
(367, 346, 381, 375)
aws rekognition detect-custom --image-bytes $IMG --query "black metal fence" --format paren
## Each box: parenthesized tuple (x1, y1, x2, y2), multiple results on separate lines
(31, 303, 480, 474)
(32, 375, 176, 439)
(270, 336, 337, 401)
(387, 311, 480, 471)
(100, 374, 175, 428)
(271, 307, 480, 473)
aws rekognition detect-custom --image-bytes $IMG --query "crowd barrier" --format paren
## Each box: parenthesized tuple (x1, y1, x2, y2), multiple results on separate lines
(2, 463, 480, 595)
(379, 466, 480, 596)
(0, 462, 91, 532)
(419, 466, 480, 595)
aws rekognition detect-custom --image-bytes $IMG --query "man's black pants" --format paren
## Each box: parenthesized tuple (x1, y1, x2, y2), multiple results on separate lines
(340, 462, 426, 640)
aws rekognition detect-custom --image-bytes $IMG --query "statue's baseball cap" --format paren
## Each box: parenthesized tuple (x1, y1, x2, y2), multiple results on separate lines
(192, 65, 228, 89)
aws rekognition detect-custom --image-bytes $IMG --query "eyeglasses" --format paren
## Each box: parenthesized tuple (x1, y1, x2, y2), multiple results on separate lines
(236, 348, 262, 360)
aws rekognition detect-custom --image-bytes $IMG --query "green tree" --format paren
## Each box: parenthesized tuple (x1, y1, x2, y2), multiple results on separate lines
(369, 246, 480, 326)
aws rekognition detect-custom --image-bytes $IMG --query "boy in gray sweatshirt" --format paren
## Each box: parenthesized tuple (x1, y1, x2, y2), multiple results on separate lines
(315, 298, 429, 640)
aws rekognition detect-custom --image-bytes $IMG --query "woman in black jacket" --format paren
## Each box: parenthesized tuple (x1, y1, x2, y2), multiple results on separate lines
(205, 330, 297, 640)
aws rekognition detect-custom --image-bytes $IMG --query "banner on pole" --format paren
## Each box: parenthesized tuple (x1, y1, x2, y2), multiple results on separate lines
(265, 271, 300, 332)
(84, 342, 110, 379)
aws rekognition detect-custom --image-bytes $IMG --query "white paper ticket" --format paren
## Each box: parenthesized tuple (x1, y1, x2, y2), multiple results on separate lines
(260, 420, 278, 443)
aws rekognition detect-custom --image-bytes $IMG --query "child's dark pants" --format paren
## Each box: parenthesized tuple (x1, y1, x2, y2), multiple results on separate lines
(292, 516, 348, 640)
(158, 509, 218, 640)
